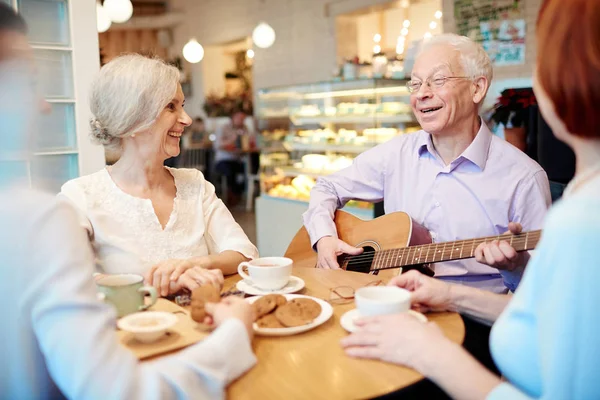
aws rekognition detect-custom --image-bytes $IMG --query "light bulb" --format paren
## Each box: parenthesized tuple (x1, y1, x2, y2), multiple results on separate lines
(246, 49, 255, 59)
(96, 3, 112, 33)
(373, 45, 381, 54)
(252, 22, 276, 49)
(373, 33, 382, 43)
(403, 20, 411, 28)
(401, 28, 409, 36)
(103, 0, 133, 24)
(183, 39, 204, 63)
(424, 32, 432, 40)
(429, 21, 437, 29)
(435, 10, 443, 19)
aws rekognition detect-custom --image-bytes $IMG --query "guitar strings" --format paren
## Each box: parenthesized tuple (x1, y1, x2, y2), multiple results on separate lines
(341, 234, 542, 266)
(341, 236, 542, 269)
(340, 232, 542, 267)
(341, 233, 542, 264)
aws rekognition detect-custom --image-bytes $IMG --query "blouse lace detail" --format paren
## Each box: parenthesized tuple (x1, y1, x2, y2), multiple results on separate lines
(59, 167, 258, 275)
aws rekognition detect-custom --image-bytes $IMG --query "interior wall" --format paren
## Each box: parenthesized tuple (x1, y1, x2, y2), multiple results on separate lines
(166, 0, 540, 118)
(99, 29, 169, 65)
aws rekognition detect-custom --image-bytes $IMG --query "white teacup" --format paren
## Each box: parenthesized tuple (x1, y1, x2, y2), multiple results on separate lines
(355, 286, 410, 317)
(237, 257, 293, 291)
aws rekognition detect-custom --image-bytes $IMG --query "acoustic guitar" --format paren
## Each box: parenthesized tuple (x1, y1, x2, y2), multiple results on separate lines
(284, 210, 541, 275)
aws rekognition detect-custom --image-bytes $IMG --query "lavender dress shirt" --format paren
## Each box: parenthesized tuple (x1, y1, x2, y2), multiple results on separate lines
(303, 122, 551, 292)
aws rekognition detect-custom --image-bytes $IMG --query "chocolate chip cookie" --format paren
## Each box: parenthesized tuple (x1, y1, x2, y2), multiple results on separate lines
(274, 298, 321, 327)
(191, 284, 220, 323)
(256, 313, 286, 328)
(252, 294, 287, 318)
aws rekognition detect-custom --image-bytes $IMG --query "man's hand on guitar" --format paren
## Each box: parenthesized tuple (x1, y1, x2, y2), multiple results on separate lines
(316, 236, 363, 269)
(474, 222, 528, 271)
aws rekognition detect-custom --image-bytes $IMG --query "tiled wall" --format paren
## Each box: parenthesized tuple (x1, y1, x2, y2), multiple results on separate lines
(442, 0, 542, 80)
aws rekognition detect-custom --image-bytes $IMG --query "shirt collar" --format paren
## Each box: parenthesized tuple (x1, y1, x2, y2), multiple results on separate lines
(416, 119, 492, 170)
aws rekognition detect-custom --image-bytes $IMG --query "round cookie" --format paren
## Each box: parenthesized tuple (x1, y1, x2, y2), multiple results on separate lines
(191, 285, 220, 323)
(289, 298, 321, 319)
(252, 294, 287, 318)
(256, 313, 285, 328)
(274, 298, 321, 327)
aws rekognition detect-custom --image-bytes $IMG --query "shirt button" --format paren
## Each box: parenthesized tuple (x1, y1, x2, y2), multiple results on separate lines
(434, 202, 440, 207)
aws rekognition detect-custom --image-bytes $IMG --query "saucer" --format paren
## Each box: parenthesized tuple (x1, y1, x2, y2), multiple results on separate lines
(340, 309, 427, 333)
(236, 276, 305, 296)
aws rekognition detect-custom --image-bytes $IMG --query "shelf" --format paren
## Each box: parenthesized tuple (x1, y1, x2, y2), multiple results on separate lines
(275, 166, 338, 178)
(46, 99, 75, 103)
(257, 113, 290, 119)
(33, 149, 78, 156)
(284, 142, 376, 154)
(259, 194, 374, 217)
(30, 44, 73, 51)
(291, 114, 415, 125)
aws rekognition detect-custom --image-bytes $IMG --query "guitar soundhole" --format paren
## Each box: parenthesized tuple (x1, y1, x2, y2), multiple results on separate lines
(340, 246, 376, 274)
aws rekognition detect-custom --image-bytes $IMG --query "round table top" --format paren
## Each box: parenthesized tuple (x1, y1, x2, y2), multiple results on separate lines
(224, 267, 465, 400)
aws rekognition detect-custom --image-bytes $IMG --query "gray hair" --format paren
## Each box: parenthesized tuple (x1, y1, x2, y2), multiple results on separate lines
(89, 54, 180, 150)
(419, 33, 493, 87)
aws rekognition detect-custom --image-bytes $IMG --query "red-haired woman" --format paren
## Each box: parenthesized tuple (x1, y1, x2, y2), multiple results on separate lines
(340, 0, 600, 398)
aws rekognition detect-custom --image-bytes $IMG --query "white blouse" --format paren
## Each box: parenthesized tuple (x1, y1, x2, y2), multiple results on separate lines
(59, 167, 258, 275)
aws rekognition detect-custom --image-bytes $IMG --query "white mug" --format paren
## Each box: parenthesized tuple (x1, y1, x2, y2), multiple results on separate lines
(355, 286, 410, 317)
(237, 257, 293, 291)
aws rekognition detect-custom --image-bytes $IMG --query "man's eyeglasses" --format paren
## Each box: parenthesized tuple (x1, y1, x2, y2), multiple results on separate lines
(406, 76, 470, 93)
(328, 280, 383, 304)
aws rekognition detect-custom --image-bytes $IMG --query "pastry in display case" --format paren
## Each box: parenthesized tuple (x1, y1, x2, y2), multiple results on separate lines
(256, 78, 419, 207)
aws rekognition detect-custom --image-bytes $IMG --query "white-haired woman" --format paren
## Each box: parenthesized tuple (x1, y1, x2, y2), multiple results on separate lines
(60, 54, 258, 296)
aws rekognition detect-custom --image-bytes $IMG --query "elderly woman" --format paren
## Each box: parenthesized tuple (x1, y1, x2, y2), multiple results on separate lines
(59, 54, 258, 296)
(341, 0, 600, 398)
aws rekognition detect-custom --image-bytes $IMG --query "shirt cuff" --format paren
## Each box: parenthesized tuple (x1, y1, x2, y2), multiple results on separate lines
(180, 318, 257, 384)
(306, 218, 338, 250)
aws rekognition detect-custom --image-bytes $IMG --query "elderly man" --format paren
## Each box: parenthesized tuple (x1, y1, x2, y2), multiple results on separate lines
(304, 34, 550, 294)
(303, 34, 550, 377)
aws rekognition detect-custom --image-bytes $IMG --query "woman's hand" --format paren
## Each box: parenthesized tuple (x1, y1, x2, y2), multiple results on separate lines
(341, 312, 452, 372)
(145, 259, 195, 296)
(389, 270, 454, 313)
(205, 296, 255, 341)
(175, 267, 224, 293)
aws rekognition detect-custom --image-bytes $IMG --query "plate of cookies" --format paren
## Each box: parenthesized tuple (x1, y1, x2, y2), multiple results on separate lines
(249, 294, 333, 336)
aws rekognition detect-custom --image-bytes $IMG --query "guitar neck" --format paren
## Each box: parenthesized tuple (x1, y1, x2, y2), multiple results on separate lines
(371, 230, 542, 271)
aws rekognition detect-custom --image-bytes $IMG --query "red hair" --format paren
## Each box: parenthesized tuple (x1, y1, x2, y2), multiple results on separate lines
(537, 0, 600, 138)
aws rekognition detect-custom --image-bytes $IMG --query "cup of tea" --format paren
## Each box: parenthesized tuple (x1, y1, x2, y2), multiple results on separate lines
(96, 274, 158, 318)
(237, 257, 293, 291)
(355, 286, 410, 317)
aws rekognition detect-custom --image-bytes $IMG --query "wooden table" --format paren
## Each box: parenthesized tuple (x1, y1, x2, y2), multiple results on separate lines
(224, 267, 465, 400)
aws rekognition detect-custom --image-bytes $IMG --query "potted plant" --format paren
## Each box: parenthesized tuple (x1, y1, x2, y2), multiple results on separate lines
(490, 88, 537, 151)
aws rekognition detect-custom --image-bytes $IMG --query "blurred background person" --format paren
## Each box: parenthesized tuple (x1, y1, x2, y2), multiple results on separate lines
(214, 109, 256, 206)
(0, 5, 257, 398)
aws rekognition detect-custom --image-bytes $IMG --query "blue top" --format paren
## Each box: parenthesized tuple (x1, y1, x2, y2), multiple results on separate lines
(488, 174, 600, 399)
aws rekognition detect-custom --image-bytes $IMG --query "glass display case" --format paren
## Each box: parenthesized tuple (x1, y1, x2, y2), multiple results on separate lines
(255, 78, 420, 208)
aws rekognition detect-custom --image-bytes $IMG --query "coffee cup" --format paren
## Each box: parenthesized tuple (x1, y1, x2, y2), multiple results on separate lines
(96, 274, 158, 318)
(237, 257, 293, 291)
(355, 286, 410, 317)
